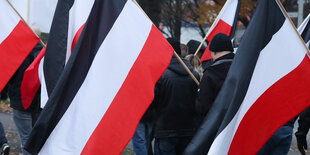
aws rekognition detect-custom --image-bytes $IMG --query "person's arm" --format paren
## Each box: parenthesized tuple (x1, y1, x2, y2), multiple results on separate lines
(195, 74, 215, 117)
(296, 107, 310, 155)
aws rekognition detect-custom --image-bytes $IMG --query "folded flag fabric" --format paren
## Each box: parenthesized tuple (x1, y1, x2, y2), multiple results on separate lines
(0, 0, 39, 92)
(184, 0, 310, 154)
(25, 0, 174, 154)
(298, 13, 310, 47)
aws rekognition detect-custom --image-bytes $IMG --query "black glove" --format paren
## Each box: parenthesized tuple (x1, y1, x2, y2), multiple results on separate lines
(296, 135, 307, 155)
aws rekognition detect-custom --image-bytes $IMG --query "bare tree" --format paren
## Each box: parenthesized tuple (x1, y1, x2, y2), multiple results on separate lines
(160, 0, 185, 41)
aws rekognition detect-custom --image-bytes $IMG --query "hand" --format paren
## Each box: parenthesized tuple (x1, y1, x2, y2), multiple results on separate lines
(297, 135, 307, 155)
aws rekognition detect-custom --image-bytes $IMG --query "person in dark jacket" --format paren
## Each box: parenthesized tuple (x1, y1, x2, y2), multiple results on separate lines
(153, 38, 200, 155)
(195, 33, 234, 118)
(0, 122, 9, 155)
(7, 43, 42, 155)
(0, 85, 8, 101)
(295, 107, 310, 155)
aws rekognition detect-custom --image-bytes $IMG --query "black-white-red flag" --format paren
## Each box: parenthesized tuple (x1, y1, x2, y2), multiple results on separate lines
(24, 0, 174, 154)
(20, 0, 94, 109)
(299, 13, 310, 47)
(40, 0, 94, 108)
(0, 0, 39, 92)
(184, 0, 310, 154)
(200, 0, 240, 62)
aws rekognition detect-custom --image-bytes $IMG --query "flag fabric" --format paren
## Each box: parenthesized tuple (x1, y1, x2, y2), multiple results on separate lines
(24, 0, 174, 154)
(298, 13, 310, 47)
(29, 0, 58, 33)
(10, 0, 58, 33)
(184, 0, 310, 154)
(39, 0, 94, 108)
(200, 0, 240, 62)
(0, 0, 39, 92)
(20, 47, 45, 110)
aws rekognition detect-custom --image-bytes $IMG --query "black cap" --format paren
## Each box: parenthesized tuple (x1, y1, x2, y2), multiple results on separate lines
(187, 40, 206, 55)
(167, 38, 181, 55)
(209, 33, 233, 52)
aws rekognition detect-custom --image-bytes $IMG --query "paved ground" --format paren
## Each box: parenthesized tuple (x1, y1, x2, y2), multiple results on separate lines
(0, 112, 21, 155)
(1, 111, 309, 155)
(0, 112, 134, 155)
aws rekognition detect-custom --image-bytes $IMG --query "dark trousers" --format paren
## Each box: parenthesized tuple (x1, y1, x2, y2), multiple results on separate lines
(132, 121, 153, 155)
(154, 137, 192, 155)
(0, 122, 7, 146)
(257, 126, 293, 155)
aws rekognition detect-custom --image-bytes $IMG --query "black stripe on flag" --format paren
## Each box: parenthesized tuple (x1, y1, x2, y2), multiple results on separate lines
(25, 0, 127, 154)
(230, 0, 241, 40)
(184, 0, 285, 154)
(43, 0, 74, 96)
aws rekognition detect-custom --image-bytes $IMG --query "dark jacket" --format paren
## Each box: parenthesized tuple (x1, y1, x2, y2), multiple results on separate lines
(8, 43, 42, 113)
(296, 107, 310, 137)
(153, 57, 200, 138)
(201, 59, 213, 70)
(196, 53, 234, 118)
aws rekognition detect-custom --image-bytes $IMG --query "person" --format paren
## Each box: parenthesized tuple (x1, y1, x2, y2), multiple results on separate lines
(132, 103, 155, 155)
(180, 44, 188, 58)
(257, 118, 297, 155)
(186, 40, 213, 70)
(153, 38, 200, 155)
(195, 33, 235, 119)
(0, 122, 9, 155)
(7, 26, 42, 155)
(295, 107, 310, 155)
(0, 86, 8, 101)
(184, 54, 203, 78)
(186, 40, 205, 58)
(7, 44, 42, 155)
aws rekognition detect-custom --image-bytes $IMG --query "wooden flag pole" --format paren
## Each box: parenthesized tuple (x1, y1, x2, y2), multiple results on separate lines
(193, 1, 229, 56)
(6, 0, 46, 48)
(276, 0, 310, 55)
(132, 0, 200, 85)
(174, 51, 200, 85)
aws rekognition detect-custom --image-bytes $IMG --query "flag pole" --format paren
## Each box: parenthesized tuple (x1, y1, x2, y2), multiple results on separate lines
(276, 0, 310, 55)
(6, 0, 46, 48)
(193, 1, 229, 56)
(132, 0, 200, 85)
(174, 51, 200, 85)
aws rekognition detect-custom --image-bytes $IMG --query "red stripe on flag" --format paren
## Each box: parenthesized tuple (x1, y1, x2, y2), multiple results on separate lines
(228, 55, 310, 155)
(200, 46, 213, 62)
(0, 21, 39, 91)
(21, 47, 46, 110)
(201, 19, 232, 62)
(206, 19, 232, 42)
(71, 24, 85, 52)
(81, 25, 174, 154)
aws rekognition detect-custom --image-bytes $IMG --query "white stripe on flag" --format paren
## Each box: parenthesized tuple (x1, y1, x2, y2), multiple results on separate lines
(208, 19, 306, 154)
(39, 57, 49, 108)
(39, 1, 152, 154)
(66, 0, 94, 63)
(0, 0, 20, 43)
(218, 0, 238, 25)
